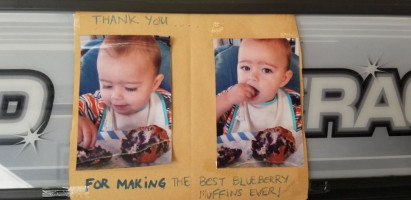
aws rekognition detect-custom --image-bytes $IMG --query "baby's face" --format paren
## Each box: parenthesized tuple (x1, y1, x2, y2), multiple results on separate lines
(237, 39, 292, 105)
(97, 50, 162, 115)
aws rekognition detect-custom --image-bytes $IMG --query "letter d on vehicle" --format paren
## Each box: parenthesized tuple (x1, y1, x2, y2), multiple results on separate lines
(0, 70, 54, 145)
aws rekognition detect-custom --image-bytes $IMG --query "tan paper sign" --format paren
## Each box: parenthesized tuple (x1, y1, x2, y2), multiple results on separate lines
(70, 12, 308, 199)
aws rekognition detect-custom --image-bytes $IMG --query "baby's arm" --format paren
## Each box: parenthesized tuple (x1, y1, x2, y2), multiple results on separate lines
(77, 92, 103, 148)
(78, 116, 97, 149)
(216, 83, 255, 120)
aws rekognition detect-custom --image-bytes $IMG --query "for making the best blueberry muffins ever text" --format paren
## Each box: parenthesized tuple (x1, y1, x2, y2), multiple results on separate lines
(84, 174, 289, 198)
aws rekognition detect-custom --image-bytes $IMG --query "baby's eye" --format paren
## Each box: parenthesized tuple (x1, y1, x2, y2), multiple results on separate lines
(262, 68, 273, 73)
(125, 87, 137, 92)
(240, 66, 251, 71)
(102, 85, 112, 89)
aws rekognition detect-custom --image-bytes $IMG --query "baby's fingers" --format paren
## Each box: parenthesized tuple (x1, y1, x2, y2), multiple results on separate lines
(89, 125, 98, 148)
(77, 129, 83, 144)
(82, 129, 92, 149)
(243, 86, 256, 98)
(82, 123, 97, 149)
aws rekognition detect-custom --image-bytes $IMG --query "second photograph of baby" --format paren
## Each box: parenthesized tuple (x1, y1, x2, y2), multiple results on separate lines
(77, 35, 172, 170)
(215, 38, 304, 168)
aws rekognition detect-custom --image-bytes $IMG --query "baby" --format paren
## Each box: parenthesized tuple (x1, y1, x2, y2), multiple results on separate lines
(216, 38, 301, 136)
(78, 35, 172, 149)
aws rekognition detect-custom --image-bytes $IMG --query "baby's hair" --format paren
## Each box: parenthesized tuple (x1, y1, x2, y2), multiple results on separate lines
(101, 35, 161, 74)
(242, 38, 292, 70)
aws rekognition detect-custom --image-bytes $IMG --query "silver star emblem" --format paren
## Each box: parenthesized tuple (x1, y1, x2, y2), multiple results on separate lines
(355, 56, 386, 79)
(14, 122, 49, 154)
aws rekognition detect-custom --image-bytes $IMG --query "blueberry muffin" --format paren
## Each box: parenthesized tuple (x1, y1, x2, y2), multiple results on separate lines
(120, 125, 169, 163)
(217, 146, 242, 167)
(77, 145, 112, 167)
(251, 126, 296, 164)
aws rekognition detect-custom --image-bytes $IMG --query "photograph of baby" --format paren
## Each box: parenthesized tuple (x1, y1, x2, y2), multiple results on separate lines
(215, 38, 304, 168)
(76, 35, 172, 170)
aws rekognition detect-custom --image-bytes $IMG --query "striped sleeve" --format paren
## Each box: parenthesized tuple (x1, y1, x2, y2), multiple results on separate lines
(156, 88, 172, 129)
(216, 88, 236, 136)
(78, 91, 105, 128)
(283, 87, 302, 132)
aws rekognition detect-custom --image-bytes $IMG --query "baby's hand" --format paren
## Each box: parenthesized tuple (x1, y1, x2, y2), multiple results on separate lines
(227, 83, 256, 105)
(78, 116, 97, 149)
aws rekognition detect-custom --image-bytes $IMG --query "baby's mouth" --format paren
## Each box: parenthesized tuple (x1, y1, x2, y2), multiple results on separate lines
(114, 104, 128, 110)
(251, 86, 259, 97)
